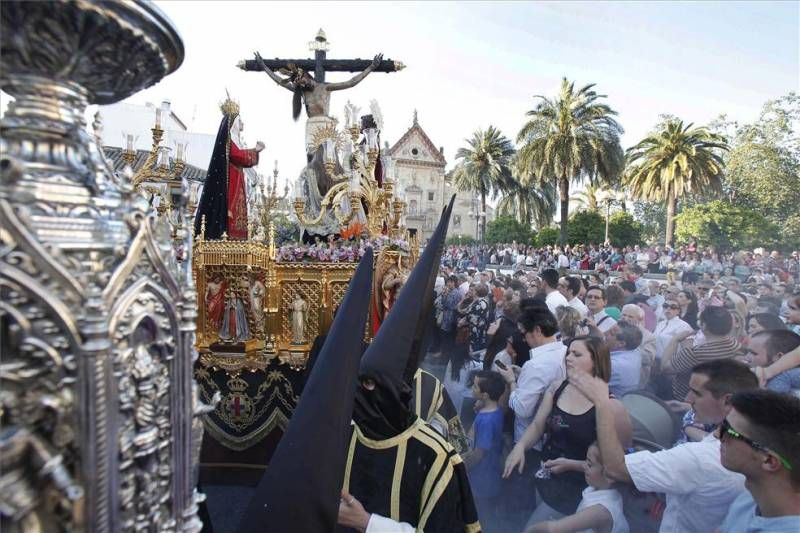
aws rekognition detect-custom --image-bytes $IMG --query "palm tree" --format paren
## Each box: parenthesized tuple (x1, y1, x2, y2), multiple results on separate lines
(625, 119, 728, 246)
(497, 178, 557, 229)
(450, 126, 516, 240)
(569, 183, 602, 212)
(517, 78, 624, 245)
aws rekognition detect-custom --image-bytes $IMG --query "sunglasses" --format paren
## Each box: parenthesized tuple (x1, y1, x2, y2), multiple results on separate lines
(718, 418, 793, 471)
(662, 303, 680, 310)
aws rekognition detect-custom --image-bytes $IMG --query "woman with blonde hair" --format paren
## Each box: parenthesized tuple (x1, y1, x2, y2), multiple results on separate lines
(556, 305, 586, 343)
(725, 290, 749, 344)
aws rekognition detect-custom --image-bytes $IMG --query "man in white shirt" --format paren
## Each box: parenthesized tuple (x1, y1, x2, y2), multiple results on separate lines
(497, 306, 566, 444)
(558, 276, 588, 317)
(585, 285, 617, 333)
(635, 245, 650, 269)
(653, 296, 694, 360)
(540, 268, 568, 315)
(496, 306, 566, 529)
(571, 359, 758, 533)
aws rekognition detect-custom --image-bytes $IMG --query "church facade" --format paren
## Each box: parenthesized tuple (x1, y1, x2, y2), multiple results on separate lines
(387, 113, 493, 242)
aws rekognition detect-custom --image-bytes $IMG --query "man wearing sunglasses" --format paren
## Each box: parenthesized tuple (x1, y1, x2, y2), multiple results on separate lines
(571, 359, 758, 533)
(719, 390, 800, 532)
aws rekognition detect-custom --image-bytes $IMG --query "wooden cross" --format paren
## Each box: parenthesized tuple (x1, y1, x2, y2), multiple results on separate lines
(237, 28, 404, 82)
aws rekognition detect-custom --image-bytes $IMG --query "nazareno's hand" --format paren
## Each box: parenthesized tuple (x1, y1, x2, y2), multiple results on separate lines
(337, 490, 370, 532)
(372, 53, 383, 67)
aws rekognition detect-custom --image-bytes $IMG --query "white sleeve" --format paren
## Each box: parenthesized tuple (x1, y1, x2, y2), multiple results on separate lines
(508, 359, 552, 419)
(625, 445, 701, 495)
(365, 513, 415, 533)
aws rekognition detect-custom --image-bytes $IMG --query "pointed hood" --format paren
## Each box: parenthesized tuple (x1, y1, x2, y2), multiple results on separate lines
(353, 196, 455, 440)
(237, 249, 374, 533)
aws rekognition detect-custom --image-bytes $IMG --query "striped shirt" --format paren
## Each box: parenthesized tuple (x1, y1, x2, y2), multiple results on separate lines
(671, 337, 741, 400)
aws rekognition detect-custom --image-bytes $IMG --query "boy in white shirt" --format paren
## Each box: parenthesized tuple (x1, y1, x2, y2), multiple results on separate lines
(530, 443, 629, 533)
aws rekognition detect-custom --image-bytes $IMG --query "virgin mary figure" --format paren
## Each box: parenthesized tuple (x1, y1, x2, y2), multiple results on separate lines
(194, 95, 265, 240)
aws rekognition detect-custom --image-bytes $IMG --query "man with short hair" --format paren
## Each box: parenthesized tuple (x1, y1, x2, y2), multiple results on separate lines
(606, 322, 643, 396)
(497, 307, 566, 445)
(496, 307, 566, 529)
(720, 390, 800, 532)
(572, 359, 759, 533)
(541, 268, 568, 315)
(585, 285, 617, 333)
(621, 304, 657, 386)
(558, 276, 588, 317)
(747, 329, 800, 393)
(662, 305, 739, 400)
(619, 280, 637, 304)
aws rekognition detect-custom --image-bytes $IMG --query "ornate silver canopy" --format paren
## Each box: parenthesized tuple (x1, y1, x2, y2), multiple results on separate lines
(1, 1, 207, 531)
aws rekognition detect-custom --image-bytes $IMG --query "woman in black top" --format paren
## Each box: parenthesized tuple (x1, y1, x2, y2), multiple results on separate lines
(677, 289, 699, 330)
(503, 336, 632, 520)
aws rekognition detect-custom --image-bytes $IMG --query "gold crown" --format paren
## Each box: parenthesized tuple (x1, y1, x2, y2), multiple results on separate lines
(219, 96, 240, 118)
(226, 376, 248, 393)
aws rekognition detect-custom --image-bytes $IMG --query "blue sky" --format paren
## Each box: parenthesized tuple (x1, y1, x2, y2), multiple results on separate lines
(112, 1, 798, 189)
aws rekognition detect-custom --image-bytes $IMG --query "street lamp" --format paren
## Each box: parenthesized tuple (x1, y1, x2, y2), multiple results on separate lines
(596, 189, 626, 244)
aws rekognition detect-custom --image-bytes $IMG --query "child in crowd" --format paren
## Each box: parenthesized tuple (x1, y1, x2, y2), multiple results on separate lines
(463, 370, 506, 529)
(529, 443, 629, 533)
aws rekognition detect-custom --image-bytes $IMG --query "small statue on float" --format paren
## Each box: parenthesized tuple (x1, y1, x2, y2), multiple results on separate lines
(219, 288, 250, 343)
(193, 95, 266, 240)
(290, 296, 308, 345)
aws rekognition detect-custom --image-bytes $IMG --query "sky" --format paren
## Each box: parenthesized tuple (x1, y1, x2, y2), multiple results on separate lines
(111, 1, 798, 192)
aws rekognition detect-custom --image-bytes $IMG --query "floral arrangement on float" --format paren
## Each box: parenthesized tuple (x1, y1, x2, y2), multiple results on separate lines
(276, 223, 410, 263)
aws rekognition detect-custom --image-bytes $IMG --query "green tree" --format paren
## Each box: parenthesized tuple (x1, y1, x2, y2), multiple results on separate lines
(535, 226, 560, 247)
(496, 178, 556, 229)
(569, 183, 603, 212)
(674, 200, 780, 252)
(625, 118, 729, 246)
(566, 210, 605, 245)
(607, 211, 643, 247)
(517, 77, 624, 245)
(446, 235, 477, 246)
(484, 215, 534, 244)
(450, 126, 516, 241)
(632, 200, 667, 244)
(715, 94, 800, 244)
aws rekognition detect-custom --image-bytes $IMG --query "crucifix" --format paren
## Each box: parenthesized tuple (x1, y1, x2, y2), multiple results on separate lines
(238, 29, 404, 122)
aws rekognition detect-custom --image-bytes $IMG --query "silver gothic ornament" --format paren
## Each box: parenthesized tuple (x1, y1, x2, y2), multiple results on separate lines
(1, 1, 210, 531)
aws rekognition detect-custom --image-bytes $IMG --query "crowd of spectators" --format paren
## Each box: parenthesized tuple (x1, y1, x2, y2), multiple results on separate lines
(442, 242, 800, 284)
(426, 247, 800, 532)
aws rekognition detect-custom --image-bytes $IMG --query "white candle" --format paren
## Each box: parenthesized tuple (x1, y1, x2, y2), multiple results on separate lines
(155, 108, 162, 129)
(126, 134, 134, 151)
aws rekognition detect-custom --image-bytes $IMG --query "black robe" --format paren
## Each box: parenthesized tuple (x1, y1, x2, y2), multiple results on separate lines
(339, 418, 480, 533)
(411, 368, 469, 456)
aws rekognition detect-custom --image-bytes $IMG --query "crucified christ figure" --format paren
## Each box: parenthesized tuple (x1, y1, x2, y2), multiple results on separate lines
(254, 51, 383, 121)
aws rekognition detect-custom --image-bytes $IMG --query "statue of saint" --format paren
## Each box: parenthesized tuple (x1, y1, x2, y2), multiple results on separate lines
(371, 261, 404, 335)
(219, 289, 250, 343)
(249, 278, 265, 325)
(205, 276, 227, 331)
(193, 96, 265, 240)
(290, 296, 308, 344)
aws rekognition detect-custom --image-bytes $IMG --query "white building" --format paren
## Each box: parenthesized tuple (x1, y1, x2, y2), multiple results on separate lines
(387, 112, 494, 242)
(98, 101, 216, 170)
